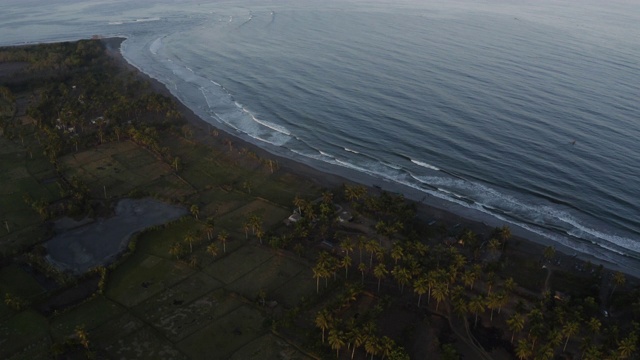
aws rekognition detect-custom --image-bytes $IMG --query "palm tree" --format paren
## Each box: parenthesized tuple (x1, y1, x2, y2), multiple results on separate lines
(342, 255, 352, 279)
(205, 217, 215, 240)
(249, 215, 264, 243)
(485, 271, 496, 295)
(537, 344, 555, 360)
(411, 241, 429, 257)
(356, 236, 366, 263)
(504, 277, 516, 293)
(391, 266, 411, 294)
(206, 243, 219, 258)
(184, 231, 197, 253)
(587, 317, 601, 337)
(459, 229, 477, 248)
(350, 329, 366, 359)
(364, 336, 380, 360)
(243, 220, 251, 239)
(328, 328, 346, 358)
(365, 239, 380, 268)
(543, 246, 556, 262)
(616, 332, 638, 359)
(344, 184, 366, 202)
(379, 336, 395, 360)
(581, 344, 603, 360)
(507, 312, 525, 343)
(432, 282, 449, 311)
(486, 292, 501, 322)
(328, 256, 340, 281)
(224, 138, 233, 152)
(169, 241, 183, 260)
(515, 338, 532, 360)
(340, 237, 354, 257)
(255, 226, 264, 244)
(452, 297, 468, 319)
(498, 225, 511, 251)
(190, 204, 200, 220)
(390, 242, 404, 265)
(488, 238, 501, 252)
(468, 296, 485, 327)
(172, 156, 181, 171)
(217, 230, 229, 253)
(496, 291, 509, 315)
(462, 269, 477, 290)
(312, 265, 322, 294)
(426, 270, 438, 304)
(413, 275, 428, 307)
(315, 309, 332, 344)
(562, 321, 580, 352)
(358, 263, 368, 284)
(313, 262, 330, 294)
(75, 325, 90, 350)
(373, 263, 388, 293)
(611, 271, 626, 297)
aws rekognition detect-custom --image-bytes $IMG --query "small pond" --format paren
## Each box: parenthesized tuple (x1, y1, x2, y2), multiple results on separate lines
(45, 198, 187, 274)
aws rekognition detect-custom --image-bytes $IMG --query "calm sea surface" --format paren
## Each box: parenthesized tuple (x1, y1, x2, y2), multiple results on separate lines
(1, 0, 639, 269)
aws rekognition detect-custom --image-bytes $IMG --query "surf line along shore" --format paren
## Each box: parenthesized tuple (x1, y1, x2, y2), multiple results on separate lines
(104, 36, 640, 282)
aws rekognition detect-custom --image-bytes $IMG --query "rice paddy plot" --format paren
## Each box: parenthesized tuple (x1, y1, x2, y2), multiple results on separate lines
(203, 245, 274, 284)
(228, 333, 313, 360)
(134, 285, 242, 343)
(0, 263, 45, 301)
(111, 145, 159, 170)
(3, 335, 51, 360)
(49, 295, 124, 341)
(145, 174, 195, 201)
(270, 268, 317, 308)
(194, 187, 249, 218)
(90, 312, 145, 348)
(106, 253, 195, 307)
(176, 305, 265, 360)
(226, 253, 308, 301)
(25, 155, 56, 182)
(0, 310, 50, 358)
(215, 199, 289, 235)
(0, 193, 40, 227)
(104, 325, 187, 360)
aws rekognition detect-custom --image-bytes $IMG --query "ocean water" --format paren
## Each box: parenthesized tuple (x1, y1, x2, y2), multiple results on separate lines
(1, 0, 639, 270)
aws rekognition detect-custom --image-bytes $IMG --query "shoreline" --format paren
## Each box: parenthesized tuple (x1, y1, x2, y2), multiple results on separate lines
(103, 36, 640, 282)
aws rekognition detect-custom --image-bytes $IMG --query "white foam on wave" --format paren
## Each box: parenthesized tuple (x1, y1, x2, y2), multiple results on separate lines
(319, 150, 335, 159)
(234, 102, 291, 136)
(149, 36, 164, 55)
(345, 147, 360, 154)
(135, 17, 161, 23)
(287, 144, 638, 260)
(111, 17, 161, 25)
(409, 173, 640, 256)
(411, 159, 440, 171)
(565, 217, 640, 253)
